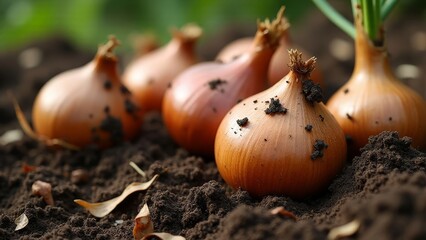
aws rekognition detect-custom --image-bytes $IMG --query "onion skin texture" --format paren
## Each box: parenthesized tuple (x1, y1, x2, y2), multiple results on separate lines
(217, 34, 323, 87)
(123, 24, 201, 112)
(32, 37, 142, 149)
(215, 51, 346, 199)
(326, 19, 426, 152)
(163, 9, 286, 156)
(162, 54, 269, 155)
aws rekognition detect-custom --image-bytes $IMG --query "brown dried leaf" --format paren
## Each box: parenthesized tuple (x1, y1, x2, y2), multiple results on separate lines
(14, 213, 28, 231)
(327, 219, 361, 240)
(270, 206, 297, 221)
(74, 174, 159, 218)
(32, 180, 54, 206)
(133, 204, 154, 240)
(142, 233, 186, 240)
(0, 129, 23, 145)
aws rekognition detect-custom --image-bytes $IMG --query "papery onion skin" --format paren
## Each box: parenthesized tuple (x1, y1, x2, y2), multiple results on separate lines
(32, 36, 142, 149)
(163, 8, 287, 156)
(326, 18, 426, 152)
(123, 24, 202, 112)
(215, 50, 346, 199)
(162, 55, 269, 155)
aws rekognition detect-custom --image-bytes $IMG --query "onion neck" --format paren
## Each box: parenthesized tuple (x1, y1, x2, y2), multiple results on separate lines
(280, 30, 292, 46)
(248, 26, 284, 75)
(93, 36, 121, 80)
(250, 6, 286, 59)
(94, 55, 120, 80)
(353, 18, 394, 81)
(247, 46, 275, 75)
(167, 37, 196, 59)
(170, 24, 202, 58)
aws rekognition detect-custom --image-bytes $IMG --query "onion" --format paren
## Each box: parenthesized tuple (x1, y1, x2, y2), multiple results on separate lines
(123, 24, 202, 112)
(162, 7, 287, 156)
(216, 19, 323, 87)
(32, 36, 142, 149)
(215, 49, 346, 198)
(326, 16, 426, 152)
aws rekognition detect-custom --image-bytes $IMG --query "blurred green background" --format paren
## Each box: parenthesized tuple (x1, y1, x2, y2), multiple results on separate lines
(0, 0, 316, 53)
(0, 0, 423, 53)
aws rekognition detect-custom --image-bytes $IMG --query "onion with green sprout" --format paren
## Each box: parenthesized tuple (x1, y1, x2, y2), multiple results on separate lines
(313, 0, 426, 153)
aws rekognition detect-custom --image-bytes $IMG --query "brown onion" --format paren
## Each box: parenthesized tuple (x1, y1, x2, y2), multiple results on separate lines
(32, 36, 142, 149)
(215, 50, 346, 198)
(162, 7, 287, 156)
(123, 24, 202, 112)
(326, 16, 426, 152)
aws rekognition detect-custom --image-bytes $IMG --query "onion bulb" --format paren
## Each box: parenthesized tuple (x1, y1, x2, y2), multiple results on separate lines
(215, 49, 346, 198)
(326, 17, 426, 152)
(32, 36, 142, 149)
(216, 19, 323, 87)
(123, 24, 202, 112)
(162, 7, 287, 156)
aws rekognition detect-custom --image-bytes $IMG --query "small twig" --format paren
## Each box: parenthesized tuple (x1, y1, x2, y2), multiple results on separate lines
(130, 161, 147, 178)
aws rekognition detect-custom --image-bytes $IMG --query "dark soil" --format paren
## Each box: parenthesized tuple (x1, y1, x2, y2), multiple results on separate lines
(1, 10, 426, 240)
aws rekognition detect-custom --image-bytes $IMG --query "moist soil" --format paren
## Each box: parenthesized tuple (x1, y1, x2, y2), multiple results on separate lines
(1, 10, 426, 240)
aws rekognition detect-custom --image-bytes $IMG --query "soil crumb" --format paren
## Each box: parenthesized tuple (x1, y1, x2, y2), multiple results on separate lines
(236, 117, 248, 127)
(264, 98, 287, 115)
(302, 79, 323, 103)
(207, 79, 227, 90)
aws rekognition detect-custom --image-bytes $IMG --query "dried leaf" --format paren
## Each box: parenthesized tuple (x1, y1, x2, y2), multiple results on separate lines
(133, 204, 154, 240)
(14, 213, 29, 231)
(327, 219, 361, 240)
(270, 206, 297, 221)
(0, 129, 23, 145)
(74, 174, 159, 218)
(32, 180, 54, 206)
(142, 233, 186, 240)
